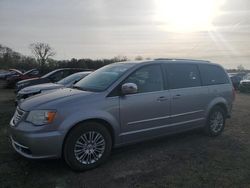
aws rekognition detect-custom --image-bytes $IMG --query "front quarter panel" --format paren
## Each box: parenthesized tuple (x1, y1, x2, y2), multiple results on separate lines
(57, 96, 121, 146)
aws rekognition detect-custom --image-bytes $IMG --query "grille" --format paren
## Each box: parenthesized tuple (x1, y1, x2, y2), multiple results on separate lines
(12, 107, 26, 125)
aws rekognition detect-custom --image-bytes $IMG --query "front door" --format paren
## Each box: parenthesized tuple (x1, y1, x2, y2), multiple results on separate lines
(119, 64, 171, 142)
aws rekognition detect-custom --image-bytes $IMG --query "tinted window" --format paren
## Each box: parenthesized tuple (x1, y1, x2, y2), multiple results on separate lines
(62, 70, 71, 78)
(199, 64, 229, 85)
(124, 65, 164, 93)
(166, 64, 201, 89)
(49, 71, 65, 82)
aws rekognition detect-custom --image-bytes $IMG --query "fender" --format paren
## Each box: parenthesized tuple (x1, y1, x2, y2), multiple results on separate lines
(58, 109, 121, 145)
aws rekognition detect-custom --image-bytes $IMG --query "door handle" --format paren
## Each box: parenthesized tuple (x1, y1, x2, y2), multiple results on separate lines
(173, 94, 181, 99)
(157, 96, 168, 102)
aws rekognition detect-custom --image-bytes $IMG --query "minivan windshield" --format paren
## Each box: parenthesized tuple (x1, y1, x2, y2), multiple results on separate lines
(74, 63, 133, 92)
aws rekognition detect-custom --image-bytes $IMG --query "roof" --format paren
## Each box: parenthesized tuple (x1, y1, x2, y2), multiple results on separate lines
(154, 58, 210, 63)
(117, 58, 212, 66)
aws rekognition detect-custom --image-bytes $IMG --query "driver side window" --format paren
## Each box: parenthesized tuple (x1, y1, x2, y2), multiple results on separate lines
(124, 65, 164, 93)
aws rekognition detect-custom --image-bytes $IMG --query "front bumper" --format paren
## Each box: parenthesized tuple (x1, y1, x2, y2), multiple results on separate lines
(9, 121, 65, 159)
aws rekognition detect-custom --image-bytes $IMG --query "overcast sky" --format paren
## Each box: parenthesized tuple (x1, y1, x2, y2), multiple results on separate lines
(0, 0, 250, 68)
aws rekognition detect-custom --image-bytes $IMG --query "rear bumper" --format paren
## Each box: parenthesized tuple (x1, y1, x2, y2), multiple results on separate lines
(9, 123, 65, 159)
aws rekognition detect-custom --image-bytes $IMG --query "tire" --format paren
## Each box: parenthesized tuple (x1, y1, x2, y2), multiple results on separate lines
(63, 122, 112, 171)
(204, 106, 226, 137)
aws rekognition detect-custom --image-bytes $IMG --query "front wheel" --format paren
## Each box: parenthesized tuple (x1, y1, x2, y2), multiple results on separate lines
(204, 106, 226, 137)
(63, 122, 112, 171)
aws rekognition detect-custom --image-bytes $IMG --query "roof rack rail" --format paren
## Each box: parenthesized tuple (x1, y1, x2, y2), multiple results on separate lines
(154, 58, 209, 62)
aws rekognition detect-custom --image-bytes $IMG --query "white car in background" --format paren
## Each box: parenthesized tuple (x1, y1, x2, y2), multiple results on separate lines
(15, 71, 92, 105)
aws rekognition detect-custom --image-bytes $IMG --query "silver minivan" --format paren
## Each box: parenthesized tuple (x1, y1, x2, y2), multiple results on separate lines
(9, 59, 235, 171)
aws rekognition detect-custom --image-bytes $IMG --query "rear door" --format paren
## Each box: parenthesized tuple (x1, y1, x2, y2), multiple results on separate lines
(119, 64, 171, 142)
(165, 63, 208, 126)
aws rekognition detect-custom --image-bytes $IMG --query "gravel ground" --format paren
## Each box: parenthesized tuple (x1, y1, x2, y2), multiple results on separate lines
(0, 89, 250, 188)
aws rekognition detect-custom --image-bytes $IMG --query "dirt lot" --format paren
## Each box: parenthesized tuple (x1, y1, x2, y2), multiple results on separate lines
(0, 89, 250, 188)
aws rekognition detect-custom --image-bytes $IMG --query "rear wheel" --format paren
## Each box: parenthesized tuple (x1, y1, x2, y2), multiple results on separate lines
(204, 106, 225, 137)
(63, 122, 112, 171)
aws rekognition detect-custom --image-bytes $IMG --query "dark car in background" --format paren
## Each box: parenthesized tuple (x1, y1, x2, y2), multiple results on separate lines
(16, 71, 92, 105)
(1, 69, 23, 80)
(15, 68, 92, 92)
(0, 70, 10, 79)
(228, 72, 247, 90)
(6, 69, 40, 88)
(0, 69, 23, 88)
(228, 73, 242, 90)
(239, 73, 250, 93)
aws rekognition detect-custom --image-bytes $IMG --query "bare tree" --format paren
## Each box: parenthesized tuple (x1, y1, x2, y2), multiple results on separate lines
(29, 42, 56, 67)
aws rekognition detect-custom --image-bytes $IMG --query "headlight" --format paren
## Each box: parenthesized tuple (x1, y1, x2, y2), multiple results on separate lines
(26, 110, 56, 126)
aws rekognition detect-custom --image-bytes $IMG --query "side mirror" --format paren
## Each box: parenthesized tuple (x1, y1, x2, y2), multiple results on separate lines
(121, 83, 138, 95)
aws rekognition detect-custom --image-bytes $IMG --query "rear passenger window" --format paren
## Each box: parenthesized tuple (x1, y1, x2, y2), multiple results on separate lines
(199, 64, 229, 85)
(166, 64, 201, 89)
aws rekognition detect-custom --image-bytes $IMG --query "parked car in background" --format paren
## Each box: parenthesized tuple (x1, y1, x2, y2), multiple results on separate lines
(0, 69, 12, 79)
(10, 59, 234, 171)
(15, 68, 91, 92)
(239, 73, 250, 93)
(228, 73, 242, 90)
(16, 71, 92, 105)
(0, 69, 23, 80)
(0, 69, 19, 88)
(6, 69, 40, 88)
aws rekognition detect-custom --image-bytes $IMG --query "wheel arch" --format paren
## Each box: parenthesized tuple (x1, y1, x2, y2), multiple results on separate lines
(61, 118, 116, 157)
(215, 103, 228, 116)
(206, 101, 228, 120)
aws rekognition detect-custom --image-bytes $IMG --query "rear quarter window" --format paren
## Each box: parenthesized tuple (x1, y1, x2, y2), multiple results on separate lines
(199, 64, 229, 85)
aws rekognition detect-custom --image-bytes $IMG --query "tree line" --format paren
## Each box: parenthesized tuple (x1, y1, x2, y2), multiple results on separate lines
(0, 43, 129, 74)
(0, 43, 247, 74)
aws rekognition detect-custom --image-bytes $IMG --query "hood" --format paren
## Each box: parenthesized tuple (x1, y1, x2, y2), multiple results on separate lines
(19, 83, 63, 94)
(16, 77, 51, 92)
(20, 88, 94, 111)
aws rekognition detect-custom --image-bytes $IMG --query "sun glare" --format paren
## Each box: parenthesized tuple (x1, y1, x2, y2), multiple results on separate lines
(154, 0, 225, 32)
